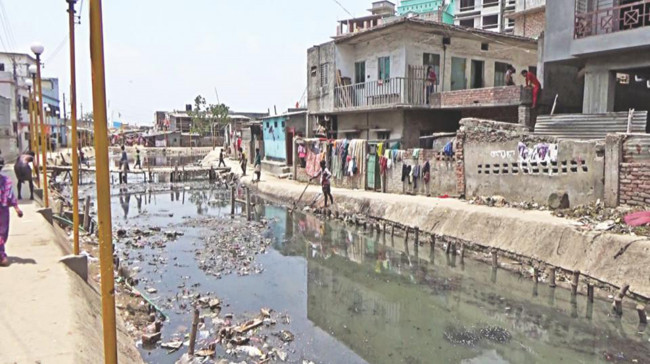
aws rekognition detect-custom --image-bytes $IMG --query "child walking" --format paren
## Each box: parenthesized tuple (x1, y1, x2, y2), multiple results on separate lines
(0, 157, 23, 266)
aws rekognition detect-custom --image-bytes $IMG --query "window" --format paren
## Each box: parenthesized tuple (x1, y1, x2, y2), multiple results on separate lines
(377, 131, 390, 140)
(0, 63, 4, 71)
(310, 66, 317, 76)
(378, 57, 390, 81)
(481, 43, 489, 51)
(484, 0, 499, 7)
(460, 0, 475, 10)
(345, 132, 361, 139)
(459, 18, 474, 28)
(494, 62, 509, 87)
(483, 15, 499, 29)
(354, 61, 366, 84)
(320, 63, 329, 87)
(471, 60, 484, 89)
(507, 18, 515, 27)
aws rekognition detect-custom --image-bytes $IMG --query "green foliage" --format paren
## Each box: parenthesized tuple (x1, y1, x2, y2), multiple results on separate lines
(187, 95, 230, 136)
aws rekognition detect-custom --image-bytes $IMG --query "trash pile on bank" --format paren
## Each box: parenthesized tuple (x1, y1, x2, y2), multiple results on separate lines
(553, 201, 650, 236)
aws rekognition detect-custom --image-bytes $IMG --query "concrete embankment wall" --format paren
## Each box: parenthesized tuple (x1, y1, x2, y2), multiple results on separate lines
(248, 178, 650, 298)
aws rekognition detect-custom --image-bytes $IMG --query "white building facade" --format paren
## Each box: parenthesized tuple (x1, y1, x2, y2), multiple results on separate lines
(454, 0, 516, 34)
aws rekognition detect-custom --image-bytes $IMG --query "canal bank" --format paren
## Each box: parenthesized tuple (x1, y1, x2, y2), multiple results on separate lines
(240, 170, 650, 299)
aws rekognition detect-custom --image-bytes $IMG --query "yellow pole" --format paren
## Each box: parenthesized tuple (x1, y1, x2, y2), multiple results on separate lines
(31, 75, 40, 184)
(36, 56, 49, 208)
(68, 0, 80, 255)
(89, 0, 118, 362)
(27, 87, 34, 151)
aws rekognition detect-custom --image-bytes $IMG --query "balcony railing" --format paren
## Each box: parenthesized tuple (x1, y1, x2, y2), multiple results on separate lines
(575, 0, 650, 39)
(334, 77, 432, 110)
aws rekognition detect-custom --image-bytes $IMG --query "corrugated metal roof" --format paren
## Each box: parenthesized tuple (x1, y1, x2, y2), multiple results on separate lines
(534, 111, 648, 140)
(623, 134, 650, 163)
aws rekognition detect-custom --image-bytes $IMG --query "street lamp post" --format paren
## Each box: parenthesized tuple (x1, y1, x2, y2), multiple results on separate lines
(28, 65, 39, 181)
(67, 0, 80, 255)
(31, 43, 49, 208)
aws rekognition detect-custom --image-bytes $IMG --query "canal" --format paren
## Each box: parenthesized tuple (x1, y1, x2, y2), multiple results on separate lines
(110, 184, 650, 364)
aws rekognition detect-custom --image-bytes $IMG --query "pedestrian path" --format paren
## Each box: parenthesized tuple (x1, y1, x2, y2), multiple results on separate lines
(0, 168, 79, 363)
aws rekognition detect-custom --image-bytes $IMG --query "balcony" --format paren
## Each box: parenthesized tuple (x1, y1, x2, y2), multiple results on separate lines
(334, 77, 430, 111)
(574, 0, 650, 39)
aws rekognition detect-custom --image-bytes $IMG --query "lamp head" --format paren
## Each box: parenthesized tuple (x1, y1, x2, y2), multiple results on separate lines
(28, 65, 37, 75)
(25, 79, 33, 88)
(30, 43, 44, 56)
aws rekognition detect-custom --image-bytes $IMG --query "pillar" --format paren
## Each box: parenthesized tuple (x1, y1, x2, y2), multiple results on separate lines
(605, 134, 624, 207)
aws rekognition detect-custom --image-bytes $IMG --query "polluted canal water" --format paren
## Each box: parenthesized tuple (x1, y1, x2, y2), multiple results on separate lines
(110, 183, 650, 364)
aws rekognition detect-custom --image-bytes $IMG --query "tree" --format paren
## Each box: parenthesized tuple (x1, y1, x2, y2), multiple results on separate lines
(187, 95, 230, 148)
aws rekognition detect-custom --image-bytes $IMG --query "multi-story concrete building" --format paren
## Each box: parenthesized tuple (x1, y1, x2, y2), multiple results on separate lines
(454, 0, 516, 33)
(308, 17, 538, 147)
(0, 52, 37, 159)
(508, 0, 545, 38)
(397, 0, 456, 23)
(542, 0, 650, 122)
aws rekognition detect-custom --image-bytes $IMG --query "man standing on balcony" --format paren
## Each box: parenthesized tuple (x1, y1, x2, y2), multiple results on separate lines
(426, 66, 438, 103)
(521, 70, 541, 109)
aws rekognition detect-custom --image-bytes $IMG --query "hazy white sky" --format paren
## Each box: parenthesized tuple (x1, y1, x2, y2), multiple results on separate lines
(3, 0, 372, 124)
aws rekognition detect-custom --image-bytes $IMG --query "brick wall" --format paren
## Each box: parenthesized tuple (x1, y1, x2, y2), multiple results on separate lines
(437, 86, 526, 108)
(514, 11, 546, 39)
(619, 163, 650, 206)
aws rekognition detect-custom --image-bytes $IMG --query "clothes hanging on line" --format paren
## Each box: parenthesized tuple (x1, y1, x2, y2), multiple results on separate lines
(423, 161, 431, 183)
(401, 164, 411, 183)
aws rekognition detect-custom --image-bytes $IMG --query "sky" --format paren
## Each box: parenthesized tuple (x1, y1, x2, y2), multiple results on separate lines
(2, 0, 374, 124)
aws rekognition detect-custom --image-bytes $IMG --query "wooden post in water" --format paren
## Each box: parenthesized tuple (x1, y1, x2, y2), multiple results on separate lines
(404, 226, 410, 243)
(83, 196, 91, 231)
(188, 308, 199, 356)
(548, 268, 557, 288)
(613, 284, 629, 315)
(491, 249, 498, 267)
(533, 267, 539, 283)
(587, 283, 594, 303)
(414, 227, 419, 246)
(230, 186, 236, 216)
(391, 224, 395, 238)
(459, 243, 465, 264)
(245, 187, 251, 221)
(637, 305, 647, 324)
(571, 270, 580, 296)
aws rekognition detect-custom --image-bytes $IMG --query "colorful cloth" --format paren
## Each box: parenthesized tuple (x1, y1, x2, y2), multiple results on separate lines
(0, 174, 17, 256)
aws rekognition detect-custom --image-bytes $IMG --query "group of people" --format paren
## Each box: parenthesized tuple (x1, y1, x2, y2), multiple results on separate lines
(118, 146, 143, 184)
(505, 65, 542, 109)
(236, 147, 262, 183)
(425, 64, 542, 108)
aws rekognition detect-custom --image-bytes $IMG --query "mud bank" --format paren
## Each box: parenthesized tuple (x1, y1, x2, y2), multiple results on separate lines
(246, 178, 650, 299)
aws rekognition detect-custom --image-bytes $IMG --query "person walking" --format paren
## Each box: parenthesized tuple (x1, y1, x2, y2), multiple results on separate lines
(521, 70, 542, 109)
(119, 145, 129, 184)
(0, 157, 24, 266)
(253, 149, 262, 182)
(240, 148, 247, 176)
(134, 149, 142, 170)
(310, 160, 334, 208)
(218, 149, 226, 168)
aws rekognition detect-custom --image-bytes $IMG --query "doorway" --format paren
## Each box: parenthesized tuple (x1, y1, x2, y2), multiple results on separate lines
(471, 60, 485, 89)
(286, 128, 295, 166)
(451, 57, 467, 91)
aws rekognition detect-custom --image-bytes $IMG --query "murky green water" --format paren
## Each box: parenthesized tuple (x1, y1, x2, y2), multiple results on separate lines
(111, 185, 650, 364)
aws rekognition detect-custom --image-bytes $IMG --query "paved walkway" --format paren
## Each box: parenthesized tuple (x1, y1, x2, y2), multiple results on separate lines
(0, 168, 79, 363)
